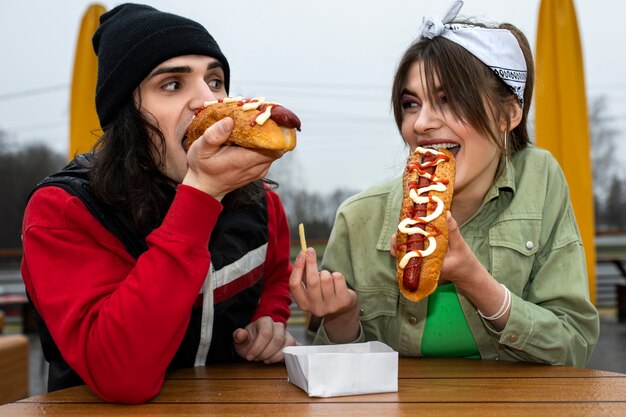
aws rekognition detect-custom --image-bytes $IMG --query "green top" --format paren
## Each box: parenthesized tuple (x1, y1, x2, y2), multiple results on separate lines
(421, 284, 480, 358)
(315, 146, 599, 367)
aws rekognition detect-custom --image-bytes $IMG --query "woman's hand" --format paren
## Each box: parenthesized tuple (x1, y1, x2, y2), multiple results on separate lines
(438, 212, 483, 285)
(289, 248, 360, 343)
(390, 212, 481, 287)
(290, 248, 356, 318)
(391, 212, 510, 328)
(441, 212, 511, 328)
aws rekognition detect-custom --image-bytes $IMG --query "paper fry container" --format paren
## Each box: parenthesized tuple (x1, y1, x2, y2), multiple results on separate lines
(283, 341, 398, 397)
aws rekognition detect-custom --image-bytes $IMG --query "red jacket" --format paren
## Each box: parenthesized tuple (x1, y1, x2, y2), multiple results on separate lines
(21, 184, 292, 403)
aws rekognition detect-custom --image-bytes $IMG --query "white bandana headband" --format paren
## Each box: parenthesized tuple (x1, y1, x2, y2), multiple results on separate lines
(417, 1, 527, 105)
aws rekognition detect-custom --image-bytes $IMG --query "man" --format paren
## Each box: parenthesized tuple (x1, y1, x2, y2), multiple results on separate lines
(21, 3, 296, 404)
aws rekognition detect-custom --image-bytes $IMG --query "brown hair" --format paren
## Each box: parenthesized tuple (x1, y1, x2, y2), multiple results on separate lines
(391, 21, 534, 157)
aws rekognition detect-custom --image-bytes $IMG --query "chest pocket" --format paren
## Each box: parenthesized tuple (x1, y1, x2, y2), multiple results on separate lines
(489, 218, 541, 291)
(357, 289, 399, 321)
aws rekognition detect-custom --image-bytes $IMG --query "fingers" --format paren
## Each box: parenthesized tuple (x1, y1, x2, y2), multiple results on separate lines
(255, 324, 286, 363)
(445, 211, 462, 249)
(304, 247, 320, 285)
(232, 327, 254, 362)
(289, 248, 322, 308)
(318, 270, 337, 302)
(264, 331, 297, 364)
(198, 117, 234, 148)
(331, 272, 356, 308)
(183, 142, 280, 199)
(390, 233, 397, 257)
(302, 265, 326, 312)
(288, 248, 354, 318)
(242, 318, 285, 363)
(446, 211, 458, 232)
(302, 248, 326, 302)
(440, 211, 475, 282)
(240, 317, 271, 361)
(289, 251, 309, 310)
(232, 328, 249, 345)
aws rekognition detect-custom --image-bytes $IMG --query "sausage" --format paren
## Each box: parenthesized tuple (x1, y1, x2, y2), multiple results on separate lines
(396, 147, 455, 302)
(402, 157, 436, 291)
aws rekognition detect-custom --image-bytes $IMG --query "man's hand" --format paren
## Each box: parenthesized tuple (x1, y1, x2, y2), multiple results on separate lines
(183, 117, 283, 200)
(233, 316, 297, 364)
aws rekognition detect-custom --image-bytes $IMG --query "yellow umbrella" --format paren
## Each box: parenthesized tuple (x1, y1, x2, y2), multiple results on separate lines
(69, 3, 107, 160)
(535, 0, 596, 304)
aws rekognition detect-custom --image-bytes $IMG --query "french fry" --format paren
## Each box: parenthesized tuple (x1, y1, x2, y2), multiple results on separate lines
(298, 223, 307, 253)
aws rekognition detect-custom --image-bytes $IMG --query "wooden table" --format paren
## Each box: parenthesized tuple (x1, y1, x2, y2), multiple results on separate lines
(1, 358, 626, 416)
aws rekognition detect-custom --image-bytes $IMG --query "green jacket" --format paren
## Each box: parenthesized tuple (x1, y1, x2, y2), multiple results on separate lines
(316, 146, 599, 367)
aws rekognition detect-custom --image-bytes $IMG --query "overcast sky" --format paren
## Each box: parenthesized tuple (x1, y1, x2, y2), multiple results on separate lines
(1, 0, 624, 194)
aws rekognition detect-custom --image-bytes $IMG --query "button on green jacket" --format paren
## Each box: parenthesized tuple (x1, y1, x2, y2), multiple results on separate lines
(316, 146, 599, 367)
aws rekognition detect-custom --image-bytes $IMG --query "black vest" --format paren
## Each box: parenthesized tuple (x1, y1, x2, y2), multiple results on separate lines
(28, 155, 268, 392)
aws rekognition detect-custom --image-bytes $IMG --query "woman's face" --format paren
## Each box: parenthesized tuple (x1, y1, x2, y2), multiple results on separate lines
(136, 55, 227, 183)
(400, 61, 501, 204)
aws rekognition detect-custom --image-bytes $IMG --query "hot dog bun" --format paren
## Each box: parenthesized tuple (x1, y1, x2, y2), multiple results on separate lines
(396, 147, 455, 302)
(185, 97, 301, 151)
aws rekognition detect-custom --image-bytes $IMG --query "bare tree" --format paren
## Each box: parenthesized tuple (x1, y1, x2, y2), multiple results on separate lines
(589, 96, 621, 204)
(268, 150, 358, 240)
(0, 131, 65, 248)
(602, 175, 626, 231)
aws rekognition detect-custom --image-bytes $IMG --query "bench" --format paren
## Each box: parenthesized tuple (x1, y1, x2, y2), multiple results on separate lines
(0, 334, 29, 405)
(597, 255, 626, 322)
(0, 294, 34, 333)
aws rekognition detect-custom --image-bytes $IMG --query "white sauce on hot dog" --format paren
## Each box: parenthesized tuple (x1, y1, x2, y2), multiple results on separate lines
(201, 97, 281, 126)
(255, 105, 273, 125)
(398, 147, 449, 268)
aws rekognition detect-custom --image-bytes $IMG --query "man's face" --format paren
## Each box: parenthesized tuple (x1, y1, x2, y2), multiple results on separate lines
(136, 55, 227, 182)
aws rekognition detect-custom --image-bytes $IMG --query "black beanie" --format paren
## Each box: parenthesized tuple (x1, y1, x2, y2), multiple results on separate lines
(92, 3, 230, 128)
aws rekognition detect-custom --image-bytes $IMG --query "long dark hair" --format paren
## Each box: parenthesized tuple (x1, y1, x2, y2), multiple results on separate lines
(391, 21, 534, 157)
(84, 98, 271, 237)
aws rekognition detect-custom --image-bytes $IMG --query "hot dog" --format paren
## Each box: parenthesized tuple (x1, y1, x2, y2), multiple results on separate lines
(396, 147, 455, 302)
(184, 96, 301, 151)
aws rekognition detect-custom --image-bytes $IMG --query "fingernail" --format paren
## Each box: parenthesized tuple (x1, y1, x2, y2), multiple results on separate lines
(218, 121, 228, 134)
(219, 118, 233, 134)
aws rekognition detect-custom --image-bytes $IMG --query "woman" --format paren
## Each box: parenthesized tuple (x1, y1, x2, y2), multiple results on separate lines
(290, 1, 599, 367)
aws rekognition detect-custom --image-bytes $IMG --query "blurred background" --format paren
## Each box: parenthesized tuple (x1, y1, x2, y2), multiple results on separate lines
(1, 0, 625, 404)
